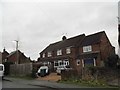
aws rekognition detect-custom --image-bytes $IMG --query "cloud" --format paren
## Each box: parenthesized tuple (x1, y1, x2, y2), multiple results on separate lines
(1, 2, 118, 60)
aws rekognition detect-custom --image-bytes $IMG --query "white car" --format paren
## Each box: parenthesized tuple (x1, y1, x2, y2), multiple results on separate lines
(0, 64, 4, 79)
(37, 66, 49, 77)
(56, 65, 72, 75)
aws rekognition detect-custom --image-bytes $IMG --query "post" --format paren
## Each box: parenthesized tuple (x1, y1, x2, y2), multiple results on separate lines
(15, 40, 19, 64)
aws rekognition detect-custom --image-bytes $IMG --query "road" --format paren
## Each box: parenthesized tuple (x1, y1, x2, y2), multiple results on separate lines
(1, 78, 56, 90)
(1, 77, 118, 90)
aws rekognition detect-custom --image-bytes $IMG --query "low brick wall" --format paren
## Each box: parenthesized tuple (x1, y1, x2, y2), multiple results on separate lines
(61, 69, 81, 80)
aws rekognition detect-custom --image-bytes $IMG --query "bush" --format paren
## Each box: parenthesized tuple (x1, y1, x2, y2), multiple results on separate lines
(105, 54, 119, 68)
(3, 62, 13, 75)
(31, 68, 37, 78)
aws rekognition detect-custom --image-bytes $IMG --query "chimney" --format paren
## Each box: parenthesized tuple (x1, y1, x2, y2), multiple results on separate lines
(3, 47, 6, 52)
(62, 36, 67, 41)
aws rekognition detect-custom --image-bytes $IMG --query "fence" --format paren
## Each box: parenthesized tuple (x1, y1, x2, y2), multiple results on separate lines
(10, 63, 33, 76)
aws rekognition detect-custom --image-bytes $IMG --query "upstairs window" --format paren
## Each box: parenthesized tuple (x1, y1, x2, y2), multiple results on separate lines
(42, 53, 45, 58)
(83, 45, 92, 52)
(57, 49, 62, 56)
(48, 52, 52, 57)
(66, 47, 71, 54)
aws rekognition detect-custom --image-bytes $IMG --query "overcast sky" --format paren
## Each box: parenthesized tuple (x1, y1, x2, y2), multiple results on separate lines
(0, 0, 119, 60)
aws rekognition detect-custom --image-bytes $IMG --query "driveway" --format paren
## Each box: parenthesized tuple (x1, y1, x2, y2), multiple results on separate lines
(36, 73, 61, 82)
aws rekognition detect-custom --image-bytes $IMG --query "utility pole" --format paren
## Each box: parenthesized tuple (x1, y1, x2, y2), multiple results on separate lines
(118, 16, 120, 90)
(14, 40, 19, 64)
(118, 17, 120, 47)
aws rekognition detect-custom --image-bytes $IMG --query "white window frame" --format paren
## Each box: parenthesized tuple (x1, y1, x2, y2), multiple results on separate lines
(83, 45, 92, 53)
(57, 49, 62, 56)
(82, 59, 84, 67)
(66, 47, 71, 54)
(77, 59, 80, 65)
(48, 52, 52, 57)
(65, 61, 69, 66)
(42, 53, 45, 58)
(93, 58, 96, 67)
(54, 61, 59, 67)
(58, 60, 63, 66)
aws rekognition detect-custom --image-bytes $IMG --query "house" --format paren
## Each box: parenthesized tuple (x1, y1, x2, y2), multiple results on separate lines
(7, 50, 31, 64)
(2, 48, 9, 63)
(38, 34, 85, 71)
(38, 31, 115, 73)
(76, 31, 115, 73)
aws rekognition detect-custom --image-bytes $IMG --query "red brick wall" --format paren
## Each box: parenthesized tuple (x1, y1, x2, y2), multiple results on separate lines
(78, 33, 115, 68)
(100, 33, 115, 61)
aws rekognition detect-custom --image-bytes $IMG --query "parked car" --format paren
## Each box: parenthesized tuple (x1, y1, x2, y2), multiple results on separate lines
(56, 65, 72, 75)
(37, 66, 49, 77)
(0, 64, 4, 79)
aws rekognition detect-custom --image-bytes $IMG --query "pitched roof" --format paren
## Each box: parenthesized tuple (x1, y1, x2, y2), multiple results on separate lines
(80, 31, 105, 46)
(7, 50, 26, 58)
(41, 34, 85, 53)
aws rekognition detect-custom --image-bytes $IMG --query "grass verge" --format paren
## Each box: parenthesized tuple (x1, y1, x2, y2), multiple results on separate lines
(58, 79, 118, 88)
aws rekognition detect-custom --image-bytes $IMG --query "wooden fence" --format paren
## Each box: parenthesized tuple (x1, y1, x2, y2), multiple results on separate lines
(10, 63, 33, 76)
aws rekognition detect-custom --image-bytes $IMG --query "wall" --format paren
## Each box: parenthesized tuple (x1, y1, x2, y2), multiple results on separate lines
(10, 63, 33, 76)
(100, 33, 115, 61)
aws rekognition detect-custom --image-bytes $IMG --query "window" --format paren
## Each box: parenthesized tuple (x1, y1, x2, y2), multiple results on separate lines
(77, 59, 80, 65)
(66, 47, 71, 54)
(42, 53, 45, 58)
(84, 58, 95, 67)
(58, 60, 63, 66)
(48, 52, 52, 57)
(0, 66, 3, 71)
(64, 60, 69, 66)
(83, 45, 92, 52)
(54, 61, 58, 67)
(57, 49, 62, 56)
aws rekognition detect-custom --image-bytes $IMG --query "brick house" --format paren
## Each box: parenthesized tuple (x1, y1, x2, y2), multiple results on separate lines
(38, 34, 85, 71)
(76, 31, 115, 73)
(7, 50, 31, 64)
(38, 31, 115, 72)
(2, 48, 9, 63)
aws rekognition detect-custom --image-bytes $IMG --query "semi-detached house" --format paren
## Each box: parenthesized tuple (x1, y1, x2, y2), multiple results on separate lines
(38, 31, 115, 73)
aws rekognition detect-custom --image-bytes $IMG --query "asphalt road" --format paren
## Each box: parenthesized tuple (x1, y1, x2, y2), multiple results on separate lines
(1, 77, 118, 90)
(2, 79, 55, 90)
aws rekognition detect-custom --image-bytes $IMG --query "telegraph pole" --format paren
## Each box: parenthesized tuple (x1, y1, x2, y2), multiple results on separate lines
(118, 16, 120, 90)
(118, 17, 120, 47)
(14, 40, 19, 64)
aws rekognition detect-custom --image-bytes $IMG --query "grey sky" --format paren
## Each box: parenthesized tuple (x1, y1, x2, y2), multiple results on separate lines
(0, 0, 119, 60)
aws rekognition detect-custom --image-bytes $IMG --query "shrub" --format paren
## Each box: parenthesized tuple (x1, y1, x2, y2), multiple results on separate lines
(31, 67, 37, 78)
(3, 62, 13, 75)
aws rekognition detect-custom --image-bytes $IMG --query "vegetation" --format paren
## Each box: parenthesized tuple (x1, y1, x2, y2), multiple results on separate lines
(31, 67, 38, 78)
(3, 62, 13, 75)
(105, 54, 119, 68)
(58, 78, 116, 88)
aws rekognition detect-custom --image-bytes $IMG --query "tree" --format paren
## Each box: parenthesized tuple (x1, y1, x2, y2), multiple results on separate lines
(105, 54, 119, 68)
